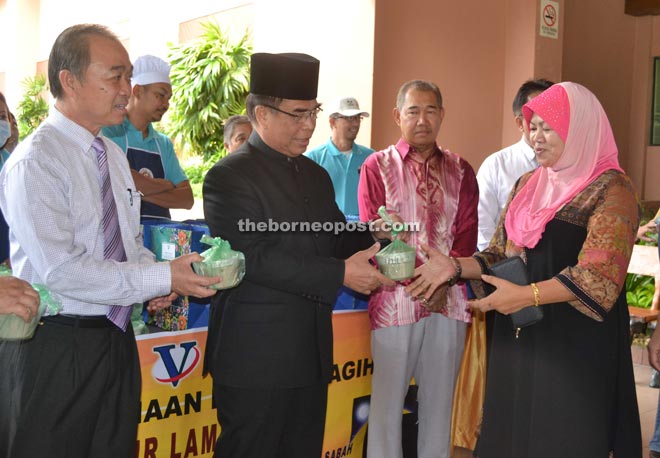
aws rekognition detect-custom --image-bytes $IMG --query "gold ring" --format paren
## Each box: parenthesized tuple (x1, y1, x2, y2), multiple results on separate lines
(420, 297, 429, 306)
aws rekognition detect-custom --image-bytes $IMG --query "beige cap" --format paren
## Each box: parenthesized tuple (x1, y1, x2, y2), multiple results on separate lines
(328, 97, 369, 117)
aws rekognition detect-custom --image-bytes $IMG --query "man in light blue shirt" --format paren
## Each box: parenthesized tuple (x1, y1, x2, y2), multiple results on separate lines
(103, 55, 193, 219)
(306, 97, 374, 310)
(305, 96, 373, 220)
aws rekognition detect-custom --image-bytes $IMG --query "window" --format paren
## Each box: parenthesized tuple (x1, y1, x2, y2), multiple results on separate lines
(650, 57, 660, 145)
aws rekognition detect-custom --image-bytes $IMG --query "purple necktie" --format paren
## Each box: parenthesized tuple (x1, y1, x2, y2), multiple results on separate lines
(92, 138, 130, 331)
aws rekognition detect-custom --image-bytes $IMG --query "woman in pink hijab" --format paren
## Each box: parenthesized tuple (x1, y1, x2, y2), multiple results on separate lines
(407, 82, 642, 457)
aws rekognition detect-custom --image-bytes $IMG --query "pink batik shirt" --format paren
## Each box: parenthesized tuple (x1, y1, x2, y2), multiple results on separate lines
(358, 138, 479, 330)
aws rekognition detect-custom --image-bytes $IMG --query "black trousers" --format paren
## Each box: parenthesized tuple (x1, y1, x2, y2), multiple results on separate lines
(213, 382, 328, 458)
(0, 316, 140, 458)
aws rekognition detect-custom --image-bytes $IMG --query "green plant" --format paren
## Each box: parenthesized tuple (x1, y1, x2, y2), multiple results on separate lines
(165, 22, 251, 159)
(626, 273, 655, 308)
(16, 74, 49, 140)
(182, 150, 224, 200)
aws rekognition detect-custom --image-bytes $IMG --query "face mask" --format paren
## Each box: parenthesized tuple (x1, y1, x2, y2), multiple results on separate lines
(0, 120, 10, 148)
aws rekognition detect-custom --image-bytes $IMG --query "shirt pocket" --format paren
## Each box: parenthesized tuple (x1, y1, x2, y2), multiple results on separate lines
(122, 189, 143, 245)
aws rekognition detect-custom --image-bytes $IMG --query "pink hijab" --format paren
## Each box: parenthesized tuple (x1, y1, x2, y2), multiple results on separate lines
(504, 82, 623, 249)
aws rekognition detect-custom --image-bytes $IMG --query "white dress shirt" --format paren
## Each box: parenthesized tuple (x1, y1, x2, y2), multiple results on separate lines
(476, 136, 538, 250)
(0, 108, 171, 316)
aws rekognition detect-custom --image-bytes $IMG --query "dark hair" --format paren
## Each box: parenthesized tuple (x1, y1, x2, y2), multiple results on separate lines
(245, 93, 283, 122)
(224, 115, 251, 141)
(396, 80, 443, 110)
(48, 24, 121, 99)
(512, 79, 554, 116)
(0, 92, 6, 105)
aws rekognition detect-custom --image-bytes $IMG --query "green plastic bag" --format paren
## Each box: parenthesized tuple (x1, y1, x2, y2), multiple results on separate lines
(192, 235, 245, 290)
(374, 206, 416, 281)
(0, 266, 63, 340)
(131, 303, 149, 335)
(377, 205, 408, 240)
(375, 239, 416, 281)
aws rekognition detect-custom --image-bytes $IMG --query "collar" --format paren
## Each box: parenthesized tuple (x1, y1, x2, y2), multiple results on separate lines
(395, 137, 441, 161)
(124, 116, 155, 141)
(49, 107, 97, 153)
(326, 138, 355, 156)
(517, 136, 538, 165)
(248, 131, 303, 164)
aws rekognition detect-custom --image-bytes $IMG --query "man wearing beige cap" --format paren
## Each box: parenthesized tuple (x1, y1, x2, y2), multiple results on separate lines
(305, 96, 373, 220)
(103, 54, 193, 219)
(306, 99, 375, 310)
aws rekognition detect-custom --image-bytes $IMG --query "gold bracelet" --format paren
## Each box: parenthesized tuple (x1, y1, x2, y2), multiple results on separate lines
(530, 282, 540, 307)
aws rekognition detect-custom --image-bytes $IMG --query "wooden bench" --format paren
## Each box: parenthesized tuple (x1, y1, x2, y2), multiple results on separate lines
(628, 244, 660, 277)
(629, 306, 659, 323)
(629, 306, 658, 346)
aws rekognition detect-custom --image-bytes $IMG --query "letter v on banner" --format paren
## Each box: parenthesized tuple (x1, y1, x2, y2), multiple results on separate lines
(152, 341, 201, 387)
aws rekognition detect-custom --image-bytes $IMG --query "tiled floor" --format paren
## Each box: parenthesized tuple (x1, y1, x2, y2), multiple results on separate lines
(453, 363, 659, 458)
(636, 363, 657, 458)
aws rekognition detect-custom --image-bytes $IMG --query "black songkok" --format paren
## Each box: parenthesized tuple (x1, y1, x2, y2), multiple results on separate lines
(250, 52, 320, 100)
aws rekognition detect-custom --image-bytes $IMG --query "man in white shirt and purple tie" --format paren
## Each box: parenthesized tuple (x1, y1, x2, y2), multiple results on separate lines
(0, 24, 218, 458)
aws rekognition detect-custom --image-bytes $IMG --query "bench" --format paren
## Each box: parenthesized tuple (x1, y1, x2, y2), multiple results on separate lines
(629, 306, 658, 346)
(629, 306, 659, 323)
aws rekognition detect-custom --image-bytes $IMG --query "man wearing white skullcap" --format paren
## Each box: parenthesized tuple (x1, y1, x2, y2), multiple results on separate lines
(103, 54, 193, 218)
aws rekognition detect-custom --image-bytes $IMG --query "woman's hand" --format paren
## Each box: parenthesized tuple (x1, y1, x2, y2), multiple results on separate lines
(406, 245, 454, 300)
(637, 220, 658, 242)
(469, 274, 533, 314)
(146, 292, 179, 313)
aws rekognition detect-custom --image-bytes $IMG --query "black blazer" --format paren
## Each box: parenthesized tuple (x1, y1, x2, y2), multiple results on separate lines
(202, 133, 372, 388)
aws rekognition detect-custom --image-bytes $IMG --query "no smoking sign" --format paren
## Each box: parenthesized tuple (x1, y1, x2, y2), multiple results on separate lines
(540, 0, 559, 39)
(543, 4, 556, 27)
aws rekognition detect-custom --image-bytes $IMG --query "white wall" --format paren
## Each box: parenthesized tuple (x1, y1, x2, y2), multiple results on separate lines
(252, 0, 376, 149)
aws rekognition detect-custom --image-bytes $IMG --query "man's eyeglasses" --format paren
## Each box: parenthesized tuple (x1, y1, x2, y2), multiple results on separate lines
(333, 115, 364, 123)
(263, 104, 323, 123)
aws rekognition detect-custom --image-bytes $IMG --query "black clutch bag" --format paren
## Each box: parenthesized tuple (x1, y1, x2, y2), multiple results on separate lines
(485, 256, 543, 330)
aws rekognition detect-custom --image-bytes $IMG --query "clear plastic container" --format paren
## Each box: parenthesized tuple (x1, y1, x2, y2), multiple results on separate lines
(0, 299, 46, 340)
(192, 253, 245, 290)
(375, 245, 416, 281)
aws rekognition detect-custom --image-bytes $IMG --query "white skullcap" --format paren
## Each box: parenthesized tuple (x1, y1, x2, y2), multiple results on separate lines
(131, 55, 171, 86)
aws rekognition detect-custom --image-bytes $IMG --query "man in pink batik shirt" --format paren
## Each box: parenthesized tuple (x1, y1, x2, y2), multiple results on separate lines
(358, 79, 478, 458)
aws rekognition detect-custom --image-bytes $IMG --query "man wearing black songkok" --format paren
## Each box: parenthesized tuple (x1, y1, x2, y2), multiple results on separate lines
(202, 52, 392, 458)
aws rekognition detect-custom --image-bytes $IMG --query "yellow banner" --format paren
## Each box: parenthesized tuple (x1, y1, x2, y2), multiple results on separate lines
(322, 311, 373, 458)
(136, 311, 374, 458)
(136, 328, 217, 458)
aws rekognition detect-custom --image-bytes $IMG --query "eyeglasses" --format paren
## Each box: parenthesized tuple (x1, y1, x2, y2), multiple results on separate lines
(334, 115, 364, 123)
(263, 104, 323, 123)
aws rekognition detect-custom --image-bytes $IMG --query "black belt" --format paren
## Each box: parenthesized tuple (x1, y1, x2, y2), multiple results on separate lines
(41, 314, 113, 328)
